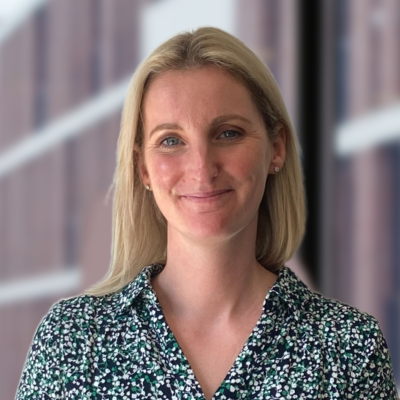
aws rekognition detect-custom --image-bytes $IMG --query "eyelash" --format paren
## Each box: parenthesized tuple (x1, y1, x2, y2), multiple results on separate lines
(219, 129, 241, 140)
(159, 129, 242, 148)
(160, 137, 182, 148)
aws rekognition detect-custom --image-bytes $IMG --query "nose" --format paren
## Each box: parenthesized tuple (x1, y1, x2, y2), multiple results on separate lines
(187, 141, 219, 184)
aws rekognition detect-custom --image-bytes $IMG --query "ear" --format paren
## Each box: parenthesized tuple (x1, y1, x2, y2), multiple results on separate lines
(268, 123, 286, 174)
(134, 145, 150, 187)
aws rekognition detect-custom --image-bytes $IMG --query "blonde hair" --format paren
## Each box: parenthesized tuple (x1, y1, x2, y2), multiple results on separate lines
(88, 27, 306, 296)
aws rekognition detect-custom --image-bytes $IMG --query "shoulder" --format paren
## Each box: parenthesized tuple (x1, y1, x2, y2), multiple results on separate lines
(279, 267, 392, 368)
(279, 267, 380, 338)
(306, 294, 397, 396)
(288, 270, 398, 392)
(307, 290, 392, 361)
(40, 292, 104, 324)
(293, 282, 384, 356)
(31, 265, 157, 342)
(305, 290, 379, 333)
(40, 288, 131, 334)
(25, 294, 110, 358)
(280, 268, 398, 397)
(16, 289, 135, 399)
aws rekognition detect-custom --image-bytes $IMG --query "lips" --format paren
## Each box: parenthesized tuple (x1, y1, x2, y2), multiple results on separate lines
(180, 189, 233, 199)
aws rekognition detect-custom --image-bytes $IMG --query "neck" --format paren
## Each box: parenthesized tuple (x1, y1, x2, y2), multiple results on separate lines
(151, 220, 277, 325)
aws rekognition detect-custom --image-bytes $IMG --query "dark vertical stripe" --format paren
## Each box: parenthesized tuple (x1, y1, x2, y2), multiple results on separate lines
(298, 1, 322, 287)
(387, 144, 400, 382)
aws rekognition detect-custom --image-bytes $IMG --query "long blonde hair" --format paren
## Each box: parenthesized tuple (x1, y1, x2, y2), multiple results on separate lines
(88, 27, 306, 296)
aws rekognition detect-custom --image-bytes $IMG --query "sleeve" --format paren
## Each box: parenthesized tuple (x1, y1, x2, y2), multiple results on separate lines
(349, 317, 399, 400)
(15, 301, 65, 400)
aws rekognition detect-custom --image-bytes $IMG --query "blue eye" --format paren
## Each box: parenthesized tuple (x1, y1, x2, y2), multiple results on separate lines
(161, 137, 181, 146)
(220, 130, 240, 139)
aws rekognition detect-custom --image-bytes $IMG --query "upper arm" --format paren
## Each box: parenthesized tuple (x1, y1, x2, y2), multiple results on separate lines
(349, 318, 399, 399)
(15, 301, 64, 400)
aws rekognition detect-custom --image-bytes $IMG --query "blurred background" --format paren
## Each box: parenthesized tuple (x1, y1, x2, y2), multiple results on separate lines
(0, 0, 399, 397)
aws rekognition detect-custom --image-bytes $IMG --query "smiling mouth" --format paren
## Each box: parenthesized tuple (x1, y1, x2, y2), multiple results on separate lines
(180, 189, 233, 200)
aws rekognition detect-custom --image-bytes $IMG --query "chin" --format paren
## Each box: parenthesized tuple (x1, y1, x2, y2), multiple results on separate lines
(179, 217, 246, 242)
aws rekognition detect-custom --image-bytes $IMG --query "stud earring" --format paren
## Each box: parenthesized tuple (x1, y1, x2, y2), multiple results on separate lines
(274, 167, 280, 172)
(145, 185, 150, 190)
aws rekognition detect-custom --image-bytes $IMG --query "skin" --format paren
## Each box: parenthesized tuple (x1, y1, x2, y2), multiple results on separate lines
(138, 66, 286, 399)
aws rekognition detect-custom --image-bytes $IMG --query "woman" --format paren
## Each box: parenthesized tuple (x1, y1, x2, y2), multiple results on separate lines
(16, 27, 398, 400)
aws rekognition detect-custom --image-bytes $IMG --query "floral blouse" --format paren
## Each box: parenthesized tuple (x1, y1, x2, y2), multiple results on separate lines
(16, 265, 398, 399)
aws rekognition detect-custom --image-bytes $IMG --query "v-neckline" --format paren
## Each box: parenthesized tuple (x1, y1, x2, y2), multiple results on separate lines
(144, 271, 278, 399)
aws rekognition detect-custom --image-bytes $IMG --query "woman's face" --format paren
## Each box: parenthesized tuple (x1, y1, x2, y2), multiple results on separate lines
(139, 66, 285, 243)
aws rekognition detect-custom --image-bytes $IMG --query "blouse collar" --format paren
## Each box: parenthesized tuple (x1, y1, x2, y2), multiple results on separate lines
(107, 264, 312, 322)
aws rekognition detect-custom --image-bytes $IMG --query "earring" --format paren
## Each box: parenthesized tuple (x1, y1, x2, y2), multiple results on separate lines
(274, 167, 280, 172)
(145, 184, 150, 190)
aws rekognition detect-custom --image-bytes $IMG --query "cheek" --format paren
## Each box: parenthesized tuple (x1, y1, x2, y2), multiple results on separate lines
(147, 155, 183, 188)
(233, 149, 269, 183)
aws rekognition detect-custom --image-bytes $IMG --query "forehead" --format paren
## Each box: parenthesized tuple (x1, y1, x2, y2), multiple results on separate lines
(141, 67, 262, 128)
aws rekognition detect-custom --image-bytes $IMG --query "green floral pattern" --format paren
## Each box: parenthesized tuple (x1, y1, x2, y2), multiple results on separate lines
(16, 265, 399, 399)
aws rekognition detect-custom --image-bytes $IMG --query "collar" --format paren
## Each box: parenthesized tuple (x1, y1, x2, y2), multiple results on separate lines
(268, 266, 313, 321)
(111, 264, 164, 313)
(111, 264, 312, 321)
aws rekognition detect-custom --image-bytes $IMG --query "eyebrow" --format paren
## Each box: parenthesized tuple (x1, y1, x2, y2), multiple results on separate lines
(148, 114, 252, 138)
(149, 123, 182, 138)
